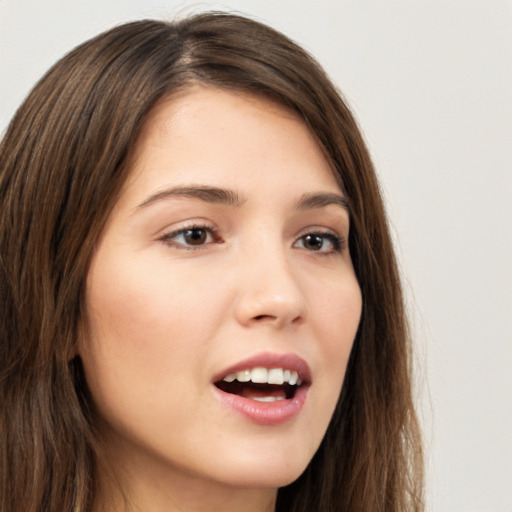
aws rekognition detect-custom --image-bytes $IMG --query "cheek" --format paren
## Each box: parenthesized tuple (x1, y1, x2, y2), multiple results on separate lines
(86, 248, 222, 346)
(315, 269, 362, 349)
(312, 276, 362, 403)
(79, 249, 226, 416)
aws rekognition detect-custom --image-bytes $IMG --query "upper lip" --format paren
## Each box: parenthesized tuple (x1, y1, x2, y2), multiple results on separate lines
(212, 352, 312, 385)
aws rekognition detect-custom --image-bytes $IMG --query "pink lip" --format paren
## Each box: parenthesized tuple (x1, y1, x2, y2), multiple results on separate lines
(212, 352, 311, 426)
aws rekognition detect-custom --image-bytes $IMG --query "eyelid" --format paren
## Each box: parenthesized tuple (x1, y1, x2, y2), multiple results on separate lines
(157, 221, 222, 250)
(293, 226, 347, 254)
(156, 220, 347, 254)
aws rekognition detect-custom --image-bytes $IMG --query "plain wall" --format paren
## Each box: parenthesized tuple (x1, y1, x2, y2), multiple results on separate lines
(1, 1, 511, 510)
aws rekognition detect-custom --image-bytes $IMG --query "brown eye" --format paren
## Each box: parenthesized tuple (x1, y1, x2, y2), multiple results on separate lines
(303, 234, 324, 251)
(183, 228, 208, 245)
(160, 224, 219, 250)
(294, 231, 344, 253)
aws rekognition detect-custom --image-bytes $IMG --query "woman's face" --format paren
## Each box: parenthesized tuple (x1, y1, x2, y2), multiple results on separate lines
(80, 87, 362, 496)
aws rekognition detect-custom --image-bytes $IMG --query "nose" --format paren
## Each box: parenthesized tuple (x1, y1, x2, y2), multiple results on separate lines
(233, 243, 308, 329)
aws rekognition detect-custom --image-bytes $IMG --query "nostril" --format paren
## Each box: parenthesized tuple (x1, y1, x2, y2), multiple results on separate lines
(251, 313, 304, 325)
(253, 314, 275, 321)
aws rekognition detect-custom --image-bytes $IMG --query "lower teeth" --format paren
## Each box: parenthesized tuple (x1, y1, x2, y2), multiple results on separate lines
(251, 396, 285, 402)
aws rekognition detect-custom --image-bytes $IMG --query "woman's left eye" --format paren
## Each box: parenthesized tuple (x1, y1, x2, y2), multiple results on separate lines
(159, 225, 219, 249)
(294, 232, 345, 253)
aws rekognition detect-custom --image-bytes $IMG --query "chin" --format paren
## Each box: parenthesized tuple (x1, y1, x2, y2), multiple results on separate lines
(207, 445, 313, 490)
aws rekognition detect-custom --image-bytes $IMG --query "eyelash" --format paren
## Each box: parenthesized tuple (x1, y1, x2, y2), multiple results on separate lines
(158, 222, 221, 250)
(158, 223, 346, 254)
(294, 230, 345, 254)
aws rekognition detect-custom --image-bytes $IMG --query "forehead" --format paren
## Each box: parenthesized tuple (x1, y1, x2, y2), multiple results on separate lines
(122, 85, 342, 201)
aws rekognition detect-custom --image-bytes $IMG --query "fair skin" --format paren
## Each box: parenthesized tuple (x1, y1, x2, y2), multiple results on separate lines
(79, 86, 362, 512)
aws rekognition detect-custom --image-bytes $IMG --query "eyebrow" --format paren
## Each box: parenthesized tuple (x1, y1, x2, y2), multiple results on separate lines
(136, 185, 349, 214)
(297, 192, 350, 213)
(136, 185, 246, 209)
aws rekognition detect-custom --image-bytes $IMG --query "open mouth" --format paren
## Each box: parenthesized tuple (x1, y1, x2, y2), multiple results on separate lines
(214, 367, 305, 402)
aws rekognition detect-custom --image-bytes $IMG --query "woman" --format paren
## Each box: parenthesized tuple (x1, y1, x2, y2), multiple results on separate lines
(0, 12, 423, 512)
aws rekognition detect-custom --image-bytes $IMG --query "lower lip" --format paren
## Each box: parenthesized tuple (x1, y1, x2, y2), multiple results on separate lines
(213, 385, 309, 426)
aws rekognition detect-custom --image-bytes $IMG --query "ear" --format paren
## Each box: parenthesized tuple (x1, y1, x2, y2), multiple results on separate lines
(69, 320, 86, 362)
(68, 343, 80, 363)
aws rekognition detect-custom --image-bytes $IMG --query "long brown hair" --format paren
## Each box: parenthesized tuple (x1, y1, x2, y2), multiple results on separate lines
(0, 12, 423, 512)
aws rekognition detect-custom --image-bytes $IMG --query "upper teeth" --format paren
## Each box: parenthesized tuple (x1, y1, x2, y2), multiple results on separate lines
(222, 367, 302, 386)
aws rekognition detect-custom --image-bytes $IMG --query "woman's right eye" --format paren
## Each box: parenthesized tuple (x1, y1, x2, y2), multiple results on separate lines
(159, 225, 220, 250)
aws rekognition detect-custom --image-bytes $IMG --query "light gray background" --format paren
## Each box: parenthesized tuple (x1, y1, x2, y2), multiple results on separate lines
(1, 1, 511, 511)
